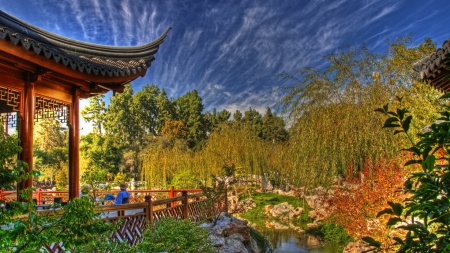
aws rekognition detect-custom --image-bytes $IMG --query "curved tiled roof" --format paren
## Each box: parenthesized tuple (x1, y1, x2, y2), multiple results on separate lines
(413, 38, 450, 91)
(0, 10, 171, 78)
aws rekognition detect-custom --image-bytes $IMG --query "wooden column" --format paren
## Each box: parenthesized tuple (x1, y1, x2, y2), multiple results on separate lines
(18, 72, 36, 200)
(68, 88, 80, 199)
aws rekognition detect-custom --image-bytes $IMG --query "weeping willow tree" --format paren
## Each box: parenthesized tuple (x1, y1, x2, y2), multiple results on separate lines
(139, 122, 289, 188)
(140, 137, 193, 189)
(276, 36, 444, 187)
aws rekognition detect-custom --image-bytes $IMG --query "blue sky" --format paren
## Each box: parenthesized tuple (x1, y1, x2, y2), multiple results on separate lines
(1, 0, 450, 131)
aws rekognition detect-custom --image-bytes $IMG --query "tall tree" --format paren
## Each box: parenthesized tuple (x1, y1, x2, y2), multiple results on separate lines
(275, 37, 443, 186)
(133, 84, 160, 136)
(156, 88, 175, 133)
(242, 108, 263, 138)
(81, 94, 106, 134)
(175, 90, 206, 147)
(261, 107, 289, 143)
(104, 84, 137, 144)
(33, 118, 68, 183)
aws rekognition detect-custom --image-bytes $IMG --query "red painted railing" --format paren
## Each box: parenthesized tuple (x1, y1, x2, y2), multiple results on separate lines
(0, 186, 202, 205)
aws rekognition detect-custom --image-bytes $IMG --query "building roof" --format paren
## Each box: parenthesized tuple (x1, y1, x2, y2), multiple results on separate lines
(0, 10, 170, 79)
(413, 38, 450, 91)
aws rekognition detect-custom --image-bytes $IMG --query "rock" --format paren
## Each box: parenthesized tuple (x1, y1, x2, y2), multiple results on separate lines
(306, 235, 321, 247)
(306, 222, 319, 229)
(206, 214, 260, 253)
(343, 241, 373, 253)
(268, 202, 303, 221)
(228, 196, 256, 214)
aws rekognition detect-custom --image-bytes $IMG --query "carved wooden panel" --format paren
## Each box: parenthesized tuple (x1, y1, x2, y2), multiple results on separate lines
(35, 96, 69, 123)
(0, 86, 20, 111)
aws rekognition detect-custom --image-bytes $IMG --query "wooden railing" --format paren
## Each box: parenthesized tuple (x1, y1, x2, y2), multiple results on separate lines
(0, 186, 202, 205)
(5, 189, 227, 252)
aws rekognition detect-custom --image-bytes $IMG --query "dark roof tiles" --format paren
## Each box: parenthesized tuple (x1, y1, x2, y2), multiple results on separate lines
(413, 38, 450, 79)
(0, 10, 170, 78)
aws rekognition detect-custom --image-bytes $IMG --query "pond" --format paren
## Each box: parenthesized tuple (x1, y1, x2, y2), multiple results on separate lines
(257, 227, 343, 253)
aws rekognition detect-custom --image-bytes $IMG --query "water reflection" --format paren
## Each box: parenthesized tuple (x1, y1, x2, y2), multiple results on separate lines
(257, 227, 342, 253)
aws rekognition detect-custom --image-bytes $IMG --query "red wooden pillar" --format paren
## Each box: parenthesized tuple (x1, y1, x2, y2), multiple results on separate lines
(18, 72, 36, 200)
(169, 186, 176, 207)
(68, 88, 80, 200)
(36, 188, 43, 205)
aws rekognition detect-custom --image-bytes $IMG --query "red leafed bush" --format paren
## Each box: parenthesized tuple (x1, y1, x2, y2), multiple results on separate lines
(324, 154, 414, 247)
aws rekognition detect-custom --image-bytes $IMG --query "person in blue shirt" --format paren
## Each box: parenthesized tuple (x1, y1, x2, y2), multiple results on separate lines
(114, 183, 130, 204)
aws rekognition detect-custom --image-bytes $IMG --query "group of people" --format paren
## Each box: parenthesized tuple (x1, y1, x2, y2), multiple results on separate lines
(80, 182, 130, 205)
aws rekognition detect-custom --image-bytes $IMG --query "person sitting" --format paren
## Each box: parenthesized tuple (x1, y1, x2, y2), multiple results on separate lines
(114, 183, 130, 204)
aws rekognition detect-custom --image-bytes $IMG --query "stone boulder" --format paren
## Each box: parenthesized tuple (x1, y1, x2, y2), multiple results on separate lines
(343, 241, 374, 253)
(228, 196, 256, 213)
(202, 213, 260, 253)
(266, 202, 303, 221)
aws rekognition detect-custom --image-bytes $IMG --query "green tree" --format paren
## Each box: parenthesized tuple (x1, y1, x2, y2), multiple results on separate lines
(33, 118, 68, 184)
(242, 108, 263, 138)
(81, 94, 106, 134)
(261, 107, 289, 143)
(104, 84, 137, 145)
(275, 37, 442, 186)
(156, 88, 175, 133)
(175, 90, 206, 148)
(133, 84, 160, 136)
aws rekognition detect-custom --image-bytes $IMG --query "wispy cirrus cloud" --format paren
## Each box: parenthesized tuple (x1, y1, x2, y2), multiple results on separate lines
(2, 0, 450, 118)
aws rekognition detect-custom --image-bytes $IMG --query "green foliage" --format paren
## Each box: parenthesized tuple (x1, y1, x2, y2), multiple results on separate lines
(1, 129, 112, 253)
(170, 169, 198, 188)
(55, 168, 68, 188)
(0, 128, 27, 190)
(114, 172, 131, 184)
(320, 221, 353, 245)
(1, 198, 112, 253)
(275, 36, 443, 186)
(81, 94, 106, 134)
(366, 93, 450, 252)
(81, 168, 108, 200)
(137, 218, 214, 253)
(200, 178, 227, 224)
(33, 118, 68, 184)
(175, 89, 207, 148)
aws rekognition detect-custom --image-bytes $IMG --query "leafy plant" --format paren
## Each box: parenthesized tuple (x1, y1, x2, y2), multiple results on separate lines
(324, 154, 409, 247)
(200, 178, 228, 225)
(364, 95, 450, 252)
(320, 221, 353, 245)
(1, 125, 113, 253)
(137, 218, 214, 253)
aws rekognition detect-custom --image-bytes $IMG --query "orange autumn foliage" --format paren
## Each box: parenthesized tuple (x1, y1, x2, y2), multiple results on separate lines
(324, 154, 413, 247)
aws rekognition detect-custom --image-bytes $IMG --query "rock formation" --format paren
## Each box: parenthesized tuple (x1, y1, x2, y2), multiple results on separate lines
(202, 213, 260, 253)
(265, 202, 303, 221)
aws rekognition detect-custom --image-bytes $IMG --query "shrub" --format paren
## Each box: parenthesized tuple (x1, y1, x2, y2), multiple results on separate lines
(320, 221, 353, 245)
(363, 97, 450, 252)
(137, 218, 214, 253)
(324, 155, 410, 248)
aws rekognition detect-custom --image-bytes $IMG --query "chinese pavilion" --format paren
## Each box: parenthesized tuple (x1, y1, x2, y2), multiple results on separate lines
(414, 38, 450, 91)
(0, 10, 170, 199)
